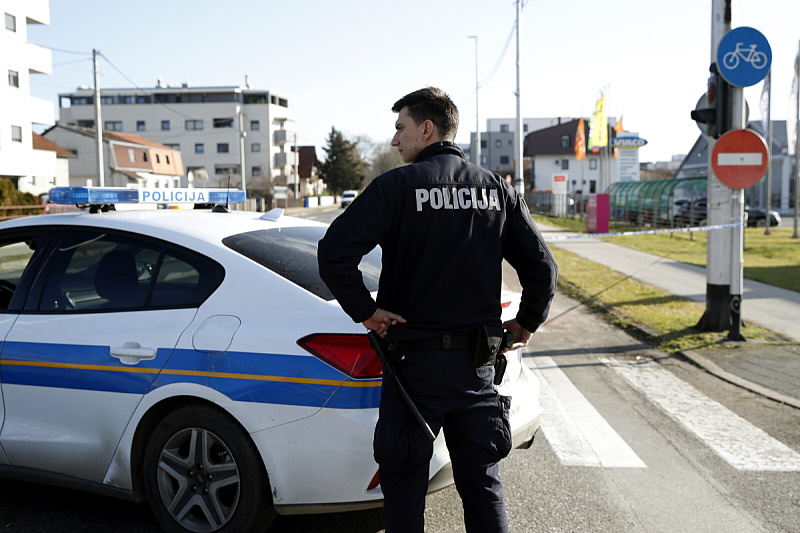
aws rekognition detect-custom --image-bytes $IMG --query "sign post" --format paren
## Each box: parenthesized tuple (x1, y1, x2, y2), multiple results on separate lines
(712, 129, 770, 341)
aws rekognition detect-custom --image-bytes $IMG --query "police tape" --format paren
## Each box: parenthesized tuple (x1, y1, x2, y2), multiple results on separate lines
(542, 222, 745, 242)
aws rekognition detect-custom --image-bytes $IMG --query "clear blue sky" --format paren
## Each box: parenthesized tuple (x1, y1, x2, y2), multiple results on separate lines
(28, 0, 800, 163)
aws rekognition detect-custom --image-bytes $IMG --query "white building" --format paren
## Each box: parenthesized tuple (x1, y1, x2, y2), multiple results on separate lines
(0, 0, 57, 196)
(57, 79, 295, 193)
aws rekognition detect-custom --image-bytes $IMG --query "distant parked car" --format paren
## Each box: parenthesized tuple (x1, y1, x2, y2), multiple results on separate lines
(745, 206, 781, 227)
(341, 190, 358, 208)
(675, 198, 707, 226)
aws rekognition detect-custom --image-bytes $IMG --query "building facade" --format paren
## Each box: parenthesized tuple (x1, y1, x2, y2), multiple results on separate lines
(43, 124, 184, 189)
(57, 80, 294, 193)
(0, 0, 57, 195)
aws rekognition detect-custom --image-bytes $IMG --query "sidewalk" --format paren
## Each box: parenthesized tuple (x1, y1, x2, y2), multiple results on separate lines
(537, 222, 800, 410)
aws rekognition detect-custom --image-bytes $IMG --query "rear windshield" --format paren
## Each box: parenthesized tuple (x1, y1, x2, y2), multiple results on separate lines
(222, 226, 381, 301)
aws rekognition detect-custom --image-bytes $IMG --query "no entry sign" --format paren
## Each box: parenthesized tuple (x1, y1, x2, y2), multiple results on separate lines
(711, 129, 769, 189)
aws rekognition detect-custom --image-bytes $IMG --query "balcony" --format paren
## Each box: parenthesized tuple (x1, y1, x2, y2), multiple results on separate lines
(275, 151, 298, 167)
(274, 129, 296, 145)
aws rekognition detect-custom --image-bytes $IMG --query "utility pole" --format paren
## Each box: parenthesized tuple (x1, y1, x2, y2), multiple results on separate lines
(794, 40, 800, 239)
(514, 0, 524, 195)
(468, 35, 480, 168)
(698, 0, 733, 332)
(93, 49, 104, 187)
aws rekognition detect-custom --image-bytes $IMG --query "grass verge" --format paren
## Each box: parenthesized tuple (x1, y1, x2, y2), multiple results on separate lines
(548, 245, 783, 354)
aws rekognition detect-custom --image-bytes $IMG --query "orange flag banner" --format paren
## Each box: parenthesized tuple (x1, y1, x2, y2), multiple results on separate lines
(575, 117, 586, 161)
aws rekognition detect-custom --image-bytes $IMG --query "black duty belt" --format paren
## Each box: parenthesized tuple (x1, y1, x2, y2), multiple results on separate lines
(405, 332, 472, 351)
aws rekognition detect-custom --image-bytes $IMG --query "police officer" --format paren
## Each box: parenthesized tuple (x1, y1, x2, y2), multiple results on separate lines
(317, 87, 557, 533)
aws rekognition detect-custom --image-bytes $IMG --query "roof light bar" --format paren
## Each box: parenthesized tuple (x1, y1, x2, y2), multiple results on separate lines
(49, 187, 246, 205)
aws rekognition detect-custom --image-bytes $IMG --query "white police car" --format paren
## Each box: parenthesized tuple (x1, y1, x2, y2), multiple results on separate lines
(0, 187, 541, 533)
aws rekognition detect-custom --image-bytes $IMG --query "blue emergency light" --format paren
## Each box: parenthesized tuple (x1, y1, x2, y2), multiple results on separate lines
(49, 187, 246, 205)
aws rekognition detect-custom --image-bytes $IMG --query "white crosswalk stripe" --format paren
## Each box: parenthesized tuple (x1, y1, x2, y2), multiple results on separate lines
(604, 357, 800, 471)
(531, 355, 646, 468)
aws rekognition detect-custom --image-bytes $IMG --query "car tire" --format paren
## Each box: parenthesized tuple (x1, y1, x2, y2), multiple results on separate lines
(143, 404, 276, 533)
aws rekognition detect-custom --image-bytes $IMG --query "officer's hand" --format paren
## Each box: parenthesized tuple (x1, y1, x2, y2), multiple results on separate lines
(363, 308, 406, 338)
(500, 319, 532, 354)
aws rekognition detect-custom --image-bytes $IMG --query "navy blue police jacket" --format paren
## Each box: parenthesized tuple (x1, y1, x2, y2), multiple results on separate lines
(317, 141, 558, 342)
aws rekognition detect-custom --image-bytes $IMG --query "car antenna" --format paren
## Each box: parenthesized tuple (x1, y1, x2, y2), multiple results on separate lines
(212, 174, 232, 213)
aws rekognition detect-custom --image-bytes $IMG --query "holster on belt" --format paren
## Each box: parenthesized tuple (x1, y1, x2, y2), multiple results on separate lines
(471, 326, 503, 367)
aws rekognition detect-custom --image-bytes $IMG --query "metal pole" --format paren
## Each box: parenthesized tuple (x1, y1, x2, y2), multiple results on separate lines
(764, 68, 772, 235)
(238, 105, 247, 194)
(514, 0, 524, 195)
(294, 132, 299, 198)
(698, 0, 733, 332)
(469, 36, 480, 168)
(93, 49, 104, 187)
(795, 40, 800, 239)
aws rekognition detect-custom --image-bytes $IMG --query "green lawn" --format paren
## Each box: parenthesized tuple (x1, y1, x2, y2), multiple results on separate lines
(533, 214, 800, 293)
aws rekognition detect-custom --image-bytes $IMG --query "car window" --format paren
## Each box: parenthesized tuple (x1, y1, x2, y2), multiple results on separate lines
(222, 226, 381, 301)
(38, 231, 223, 312)
(0, 234, 49, 311)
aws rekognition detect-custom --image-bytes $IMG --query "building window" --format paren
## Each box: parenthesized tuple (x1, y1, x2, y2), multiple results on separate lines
(561, 159, 569, 170)
(137, 120, 145, 131)
(217, 143, 229, 153)
(164, 143, 180, 151)
(213, 118, 234, 128)
(500, 124, 509, 133)
(250, 120, 260, 131)
(480, 155, 487, 165)
(523, 124, 529, 132)
(495, 139, 502, 148)
(11, 126, 22, 142)
(8, 70, 18, 88)
(252, 166, 262, 177)
(5, 13, 15, 32)
(104, 121, 123, 131)
(251, 143, 261, 152)
(195, 143, 204, 154)
(77, 120, 94, 128)
(560, 134, 571, 148)
(142, 152, 148, 162)
(136, 95, 150, 104)
(161, 120, 170, 131)
(155, 154, 161, 164)
(589, 158, 598, 170)
(166, 155, 170, 165)
(500, 156, 510, 165)
(128, 149, 136, 162)
(185, 119, 203, 130)
(480, 140, 486, 149)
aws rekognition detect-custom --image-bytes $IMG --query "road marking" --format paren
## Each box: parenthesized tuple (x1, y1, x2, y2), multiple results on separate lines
(606, 358, 800, 471)
(531, 355, 646, 468)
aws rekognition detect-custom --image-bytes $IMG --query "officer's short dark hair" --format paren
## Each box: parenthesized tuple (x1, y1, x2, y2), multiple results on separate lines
(392, 87, 459, 141)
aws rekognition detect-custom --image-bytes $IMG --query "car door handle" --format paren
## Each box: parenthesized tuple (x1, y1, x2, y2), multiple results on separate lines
(110, 342, 157, 365)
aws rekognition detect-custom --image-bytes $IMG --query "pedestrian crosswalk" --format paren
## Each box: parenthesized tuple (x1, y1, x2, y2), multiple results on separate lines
(530, 356, 800, 472)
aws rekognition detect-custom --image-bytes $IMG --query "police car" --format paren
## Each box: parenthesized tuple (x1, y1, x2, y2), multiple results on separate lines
(0, 187, 541, 533)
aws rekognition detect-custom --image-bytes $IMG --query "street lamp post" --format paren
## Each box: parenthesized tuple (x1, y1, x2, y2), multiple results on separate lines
(468, 35, 480, 168)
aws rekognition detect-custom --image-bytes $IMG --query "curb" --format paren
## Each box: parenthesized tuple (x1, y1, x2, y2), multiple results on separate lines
(679, 349, 800, 410)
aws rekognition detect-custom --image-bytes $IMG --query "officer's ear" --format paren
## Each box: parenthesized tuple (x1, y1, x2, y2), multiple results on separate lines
(421, 119, 439, 142)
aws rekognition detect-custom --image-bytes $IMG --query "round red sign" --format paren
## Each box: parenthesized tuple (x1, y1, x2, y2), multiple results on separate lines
(711, 129, 769, 189)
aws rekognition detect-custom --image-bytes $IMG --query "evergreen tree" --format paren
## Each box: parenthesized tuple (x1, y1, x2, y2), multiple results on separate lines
(320, 127, 364, 195)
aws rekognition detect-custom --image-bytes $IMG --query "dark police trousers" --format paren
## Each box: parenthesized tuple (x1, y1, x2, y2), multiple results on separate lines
(374, 346, 512, 533)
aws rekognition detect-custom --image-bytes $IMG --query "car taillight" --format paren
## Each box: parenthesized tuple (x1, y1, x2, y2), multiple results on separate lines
(367, 470, 381, 490)
(297, 333, 383, 379)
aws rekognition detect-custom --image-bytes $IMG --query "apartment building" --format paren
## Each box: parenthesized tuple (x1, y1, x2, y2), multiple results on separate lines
(43, 124, 184, 188)
(57, 80, 295, 192)
(0, 0, 57, 195)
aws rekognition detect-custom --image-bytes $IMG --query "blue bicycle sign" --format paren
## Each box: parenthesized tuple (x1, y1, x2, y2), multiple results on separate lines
(717, 27, 772, 87)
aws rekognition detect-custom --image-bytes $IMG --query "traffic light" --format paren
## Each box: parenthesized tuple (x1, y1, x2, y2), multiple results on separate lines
(691, 64, 731, 139)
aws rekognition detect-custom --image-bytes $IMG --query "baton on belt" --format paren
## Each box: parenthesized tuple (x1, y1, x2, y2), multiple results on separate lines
(367, 331, 436, 443)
